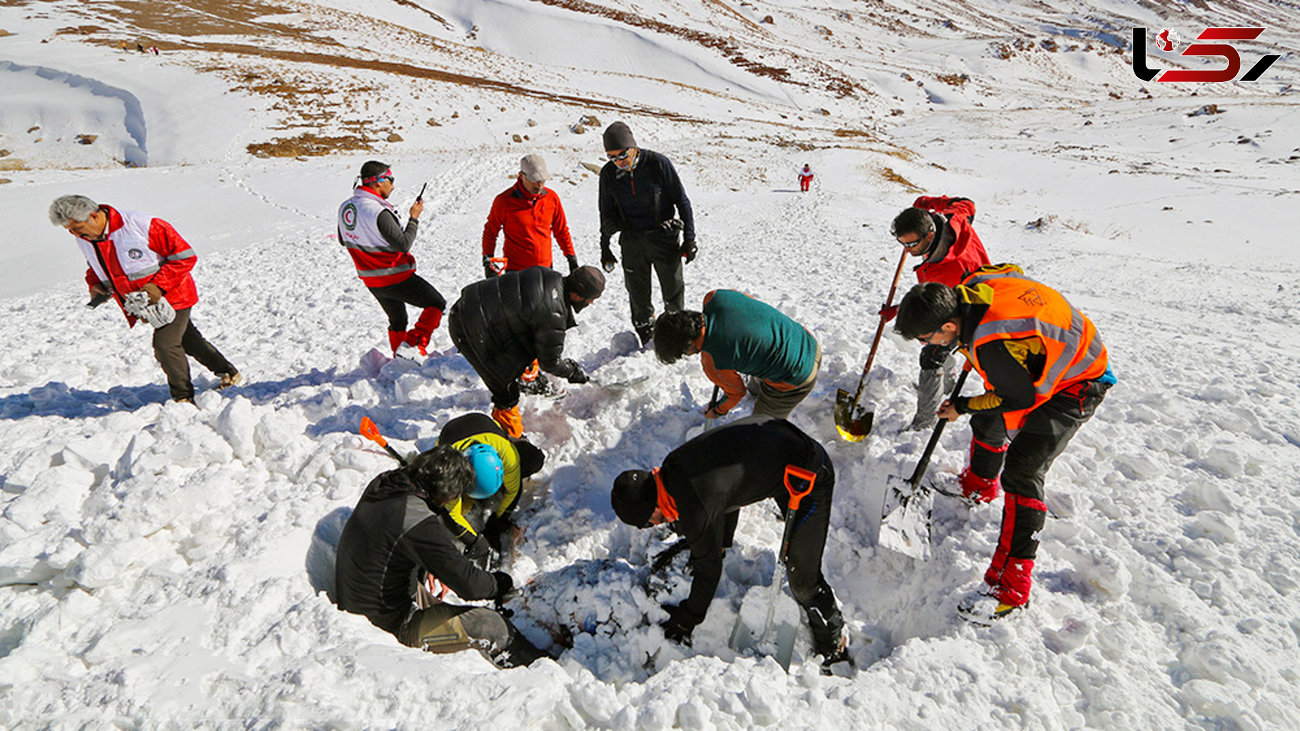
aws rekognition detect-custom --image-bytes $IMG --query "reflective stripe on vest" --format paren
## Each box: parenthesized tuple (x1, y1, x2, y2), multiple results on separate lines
(76, 210, 167, 283)
(964, 268, 1107, 431)
(358, 263, 415, 278)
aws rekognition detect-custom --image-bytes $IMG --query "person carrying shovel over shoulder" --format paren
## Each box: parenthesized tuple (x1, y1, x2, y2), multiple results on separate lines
(887, 196, 991, 430)
(609, 416, 850, 672)
(894, 264, 1115, 623)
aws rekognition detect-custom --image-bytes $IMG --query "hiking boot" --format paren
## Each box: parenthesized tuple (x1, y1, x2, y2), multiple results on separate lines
(634, 321, 653, 347)
(388, 330, 407, 356)
(216, 371, 243, 390)
(957, 589, 1027, 626)
(492, 405, 523, 438)
(407, 307, 443, 356)
(817, 635, 853, 675)
(518, 372, 551, 395)
(959, 467, 1000, 504)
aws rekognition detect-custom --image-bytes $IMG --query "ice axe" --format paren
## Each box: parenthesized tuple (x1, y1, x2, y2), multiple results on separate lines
(834, 248, 910, 442)
(877, 368, 970, 560)
(359, 416, 408, 466)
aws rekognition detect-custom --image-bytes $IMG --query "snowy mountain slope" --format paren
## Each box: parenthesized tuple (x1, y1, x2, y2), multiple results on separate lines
(2, 0, 1300, 727)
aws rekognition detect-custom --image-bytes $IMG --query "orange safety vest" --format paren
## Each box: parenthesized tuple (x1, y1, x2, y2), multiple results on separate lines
(961, 264, 1108, 431)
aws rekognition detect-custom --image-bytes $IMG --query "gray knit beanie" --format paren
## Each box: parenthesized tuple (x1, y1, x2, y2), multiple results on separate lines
(603, 122, 637, 152)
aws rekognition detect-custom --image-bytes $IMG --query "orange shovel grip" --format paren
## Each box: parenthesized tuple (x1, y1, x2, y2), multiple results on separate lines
(359, 416, 388, 447)
(783, 465, 816, 511)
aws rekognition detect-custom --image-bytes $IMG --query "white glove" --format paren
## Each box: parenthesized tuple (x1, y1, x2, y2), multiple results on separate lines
(122, 291, 176, 329)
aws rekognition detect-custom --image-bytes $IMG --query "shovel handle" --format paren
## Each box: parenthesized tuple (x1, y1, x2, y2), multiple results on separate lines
(359, 416, 408, 466)
(779, 464, 818, 562)
(906, 369, 970, 487)
(849, 248, 911, 400)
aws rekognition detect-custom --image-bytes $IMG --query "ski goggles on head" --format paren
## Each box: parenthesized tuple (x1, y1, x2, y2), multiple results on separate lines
(362, 169, 394, 185)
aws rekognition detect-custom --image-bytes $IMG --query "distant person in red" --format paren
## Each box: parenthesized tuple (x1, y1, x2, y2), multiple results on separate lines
(799, 164, 814, 192)
(338, 160, 445, 356)
(481, 153, 578, 277)
(48, 194, 241, 403)
(886, 196, 991, 430)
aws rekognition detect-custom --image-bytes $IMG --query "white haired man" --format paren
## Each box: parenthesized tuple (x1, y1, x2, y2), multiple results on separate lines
(49, 194, 240, 403)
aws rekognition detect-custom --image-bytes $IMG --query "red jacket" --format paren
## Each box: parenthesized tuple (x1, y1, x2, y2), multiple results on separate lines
(911, 196, 990, 287)
(81, 206, 199, 326)
(482, 180, 575, 271)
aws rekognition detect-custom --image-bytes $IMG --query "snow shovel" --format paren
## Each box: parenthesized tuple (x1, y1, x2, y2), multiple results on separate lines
(359, 416, 408, 466)
(728, 465, 817, 670)
(834, 248, 910, 442)
(685, 385, 722, 441)
(877, 369, 970, 560)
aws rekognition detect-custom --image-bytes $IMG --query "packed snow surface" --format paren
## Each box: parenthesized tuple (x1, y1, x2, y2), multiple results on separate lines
(1, 0, 1298, 727)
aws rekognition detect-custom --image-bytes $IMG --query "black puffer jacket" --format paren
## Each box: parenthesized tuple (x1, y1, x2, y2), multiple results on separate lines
(448, 266, 580, 389)
(335, 469, 499, 635)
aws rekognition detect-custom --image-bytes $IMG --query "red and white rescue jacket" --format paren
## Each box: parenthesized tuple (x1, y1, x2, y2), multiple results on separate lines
(77, 206, 198, 327)
(338, 188, 417, 287)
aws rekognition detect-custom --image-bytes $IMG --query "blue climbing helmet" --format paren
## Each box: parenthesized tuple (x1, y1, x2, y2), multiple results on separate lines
(462, 443, 504, 500)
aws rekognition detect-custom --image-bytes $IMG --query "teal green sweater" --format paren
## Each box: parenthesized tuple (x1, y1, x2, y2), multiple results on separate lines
(701, 290, 818, 384)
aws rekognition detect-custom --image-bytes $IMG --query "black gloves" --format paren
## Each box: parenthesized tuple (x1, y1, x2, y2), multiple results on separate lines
(566, 254, 580, 273)
(681, 239, 698, 264)
(661, 603, 696, 646)
(482, 255, 497, 279)
(562, 359, 589, 384)
(659, 218, 684, 237)
(600, 244, 617, 273)
(493, 571, 517, 602)
(465, 533, 493, 570)
(484, 514, 515, 554)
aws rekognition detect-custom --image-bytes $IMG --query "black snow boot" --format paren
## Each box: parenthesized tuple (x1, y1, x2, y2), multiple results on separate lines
(488, 624, 550, 669)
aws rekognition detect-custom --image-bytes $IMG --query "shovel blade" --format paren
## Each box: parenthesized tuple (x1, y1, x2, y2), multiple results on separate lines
(834, 388, 873, 442)
(878, 474, 933, 560)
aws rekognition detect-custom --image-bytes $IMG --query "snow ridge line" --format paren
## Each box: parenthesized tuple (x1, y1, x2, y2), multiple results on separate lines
(0, 60, 149, 167)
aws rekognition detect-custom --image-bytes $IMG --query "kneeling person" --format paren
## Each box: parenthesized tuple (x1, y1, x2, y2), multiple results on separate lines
(610, 416, 848, 668)
(334, 445, 545, 668)
(437, 412, 546, 555)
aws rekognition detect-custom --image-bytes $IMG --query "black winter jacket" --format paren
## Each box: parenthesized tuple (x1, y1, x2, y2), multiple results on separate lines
(598, 149, 696, 246)
(335, 469, 499, 635)
(659, 416, 830, 626)
(448, 266, 581, 389)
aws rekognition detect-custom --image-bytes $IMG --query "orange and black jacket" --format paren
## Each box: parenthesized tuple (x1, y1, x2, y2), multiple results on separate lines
(657, 417, 827, 628)
(951, 264, 1109, 431)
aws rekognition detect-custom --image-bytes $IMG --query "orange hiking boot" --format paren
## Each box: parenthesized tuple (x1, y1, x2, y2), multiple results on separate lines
(492, 405, 523, 438)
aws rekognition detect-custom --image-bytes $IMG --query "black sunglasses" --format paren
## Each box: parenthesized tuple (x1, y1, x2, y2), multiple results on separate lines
(606, 150, 632, 161)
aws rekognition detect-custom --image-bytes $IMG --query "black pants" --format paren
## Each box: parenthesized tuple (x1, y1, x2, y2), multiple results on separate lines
(447, 316, 522, 410)
(152, 307, 235, 400)
(780, 453, 843, 652)
(367, 275, 446, 332)
(619, 228, 684, 329)
(781, 453, 837, 608)
(396, 603, 545, 669)
(971, 379, 1110, 562)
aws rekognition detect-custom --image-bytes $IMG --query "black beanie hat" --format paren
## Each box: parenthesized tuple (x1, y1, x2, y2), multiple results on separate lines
(603, 121, 636, 152)
(611, 470, 656, 527)
(359, 160, 390, 182)
(564, 265, 606, 300)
